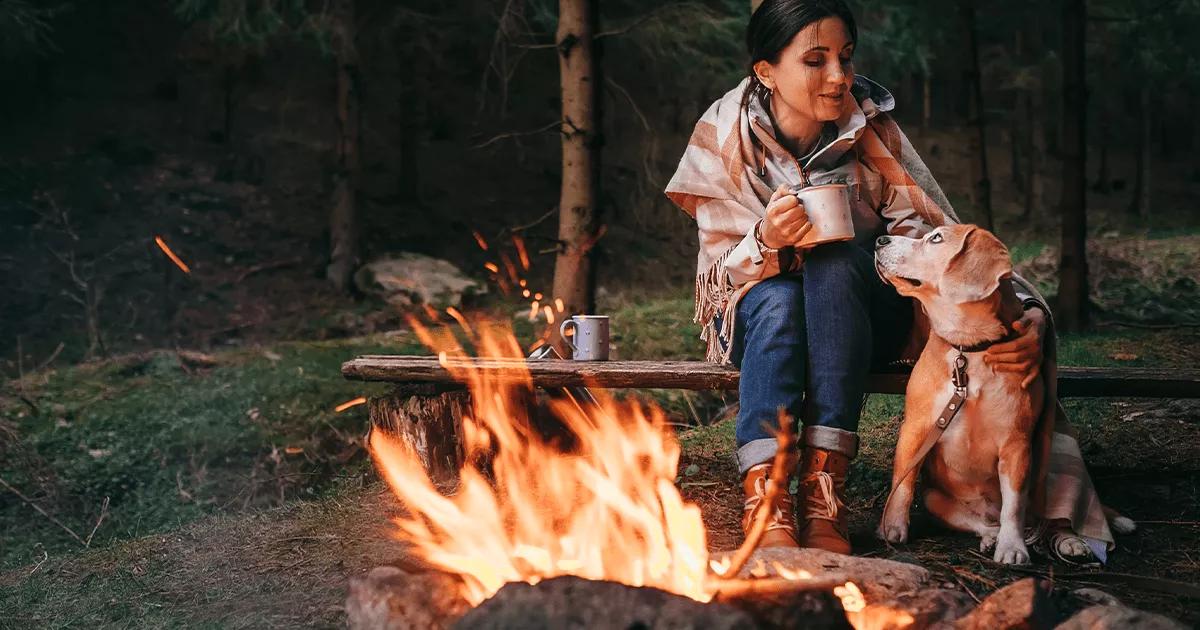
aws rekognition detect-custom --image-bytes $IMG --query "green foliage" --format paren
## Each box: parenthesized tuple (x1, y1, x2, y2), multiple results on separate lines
(171, 0, 331, 50)
(0, 0, 65, 58)
(850, 0, 950, 80)
(1093, 0, 1200, 83)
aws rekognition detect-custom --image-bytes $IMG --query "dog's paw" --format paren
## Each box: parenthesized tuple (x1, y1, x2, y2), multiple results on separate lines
(1110, 515, 1137, 535)
(876, 515, 909, 543)
(979, 532, 998, 553)
(993, 538, 1031, 565)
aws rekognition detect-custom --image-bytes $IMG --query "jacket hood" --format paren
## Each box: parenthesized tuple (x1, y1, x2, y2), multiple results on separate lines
(747, 74, 895, 174)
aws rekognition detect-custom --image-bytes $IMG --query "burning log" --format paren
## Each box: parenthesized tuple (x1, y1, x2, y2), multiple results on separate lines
(454, 576, 761, 630)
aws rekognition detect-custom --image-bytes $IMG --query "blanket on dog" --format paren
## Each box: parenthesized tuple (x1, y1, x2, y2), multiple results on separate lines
(665, 76, 1115, 552)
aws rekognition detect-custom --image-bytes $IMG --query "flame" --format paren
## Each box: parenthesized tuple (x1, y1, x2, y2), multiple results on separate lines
(154, 236, 191, 274)
(835, 581, 866, 613)
(369, 315, 881, 628)
(369, 320, 711, 605)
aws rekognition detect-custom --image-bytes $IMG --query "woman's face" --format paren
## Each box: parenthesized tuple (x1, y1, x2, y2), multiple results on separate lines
(755, 17, 855, 123)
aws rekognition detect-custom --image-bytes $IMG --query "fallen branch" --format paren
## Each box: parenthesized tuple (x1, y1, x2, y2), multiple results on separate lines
(35, 342, 66, 372)
(0, 475, 86, 547)
(235, 257, 303, 283)
(709, 575, 849, 601)
(176, 349, 220, 368)
(714, 411, 796, 579)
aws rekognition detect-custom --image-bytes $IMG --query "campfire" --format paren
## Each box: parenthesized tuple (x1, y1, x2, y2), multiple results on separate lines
(361, 315, 911, 629)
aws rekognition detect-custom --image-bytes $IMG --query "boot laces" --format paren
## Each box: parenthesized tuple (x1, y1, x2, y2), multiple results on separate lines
(744, 474, 794, 533)
(804, 471, 842, 522)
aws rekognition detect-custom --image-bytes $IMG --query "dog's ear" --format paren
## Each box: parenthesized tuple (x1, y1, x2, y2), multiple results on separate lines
(940, 228, 1013, 304)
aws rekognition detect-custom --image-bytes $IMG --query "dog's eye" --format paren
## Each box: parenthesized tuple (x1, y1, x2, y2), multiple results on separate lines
(928, 233, 944, 244)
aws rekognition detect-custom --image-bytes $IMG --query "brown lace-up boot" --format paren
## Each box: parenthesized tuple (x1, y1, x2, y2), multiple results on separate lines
(795, 447, 851, 554)
(741, 463, 799, 548)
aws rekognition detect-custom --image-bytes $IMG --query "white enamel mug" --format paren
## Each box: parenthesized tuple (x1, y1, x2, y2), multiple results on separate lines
(793, 183, 855, 248)
(559, 315, 610, 361)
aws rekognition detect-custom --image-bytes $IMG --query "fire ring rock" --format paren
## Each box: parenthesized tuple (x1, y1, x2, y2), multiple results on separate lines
(453, 576, 757, 630)
(354, 253, 486, 309)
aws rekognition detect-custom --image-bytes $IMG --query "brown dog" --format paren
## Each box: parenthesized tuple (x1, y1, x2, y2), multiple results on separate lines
(873, 224, 1041, 564)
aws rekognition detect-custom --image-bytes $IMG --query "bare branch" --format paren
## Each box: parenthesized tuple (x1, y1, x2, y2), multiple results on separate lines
(473, 120, 561, 149)
(606, 77, 650, 131)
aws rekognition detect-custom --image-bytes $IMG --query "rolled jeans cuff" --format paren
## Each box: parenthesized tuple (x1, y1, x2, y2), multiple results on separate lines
(736, 438, 786, 475)
(803, 425, 859, 459)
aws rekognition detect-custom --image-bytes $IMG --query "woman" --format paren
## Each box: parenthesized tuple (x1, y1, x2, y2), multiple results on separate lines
(666, 0, 1114, 561)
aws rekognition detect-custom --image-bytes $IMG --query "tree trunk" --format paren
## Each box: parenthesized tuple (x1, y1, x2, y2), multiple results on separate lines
(1021, 89, 1043, 220)
(962, 0, 993, 231)
(552, 0, 600, 323)
(1093, 100, 1110, 193)
(327, 0, 362, 291)
(398, 52, 420, 203)
(1010, 31, 1024, 189)
(1130, 84, 1152, 217)
(1057, 0, 1088, 332)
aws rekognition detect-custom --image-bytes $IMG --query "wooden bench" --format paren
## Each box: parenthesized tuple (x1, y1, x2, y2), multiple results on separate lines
(342, 356, 1200, 481)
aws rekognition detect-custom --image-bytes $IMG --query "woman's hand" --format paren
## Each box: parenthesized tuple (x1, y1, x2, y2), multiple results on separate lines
(760, 185, 812, 249)
(984, 307, 1048, 389)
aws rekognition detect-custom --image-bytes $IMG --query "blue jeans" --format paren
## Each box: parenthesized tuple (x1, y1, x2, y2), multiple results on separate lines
(726, 242, 912, 473)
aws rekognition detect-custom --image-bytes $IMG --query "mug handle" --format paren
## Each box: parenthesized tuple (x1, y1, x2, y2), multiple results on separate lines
(559, 319, 578, 356)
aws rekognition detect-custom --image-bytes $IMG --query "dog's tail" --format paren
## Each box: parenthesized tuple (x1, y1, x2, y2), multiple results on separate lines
(1102, 504, 1138, 535)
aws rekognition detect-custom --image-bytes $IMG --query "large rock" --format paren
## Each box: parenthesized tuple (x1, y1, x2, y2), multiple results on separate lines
(355, 253, 485, 308)
(346, 566, 471, 630)
(955, 578, 1056, 630)
(1055, 605, 1189, 630)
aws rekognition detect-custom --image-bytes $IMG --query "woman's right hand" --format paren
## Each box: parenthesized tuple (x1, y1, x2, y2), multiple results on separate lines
(759, 185, 812, 249)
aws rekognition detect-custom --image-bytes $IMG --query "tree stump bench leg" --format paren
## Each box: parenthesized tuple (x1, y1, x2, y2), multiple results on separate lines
(368, 383, 470, 486)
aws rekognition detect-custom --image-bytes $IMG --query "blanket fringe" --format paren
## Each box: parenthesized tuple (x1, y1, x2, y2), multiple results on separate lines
(694, 246, 739, 364)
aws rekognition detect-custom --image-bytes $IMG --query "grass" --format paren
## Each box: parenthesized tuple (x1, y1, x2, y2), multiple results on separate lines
(0, 335, 425, 570)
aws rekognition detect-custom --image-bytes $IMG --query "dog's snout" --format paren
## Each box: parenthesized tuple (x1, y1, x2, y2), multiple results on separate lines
(875, 236, 892, 249)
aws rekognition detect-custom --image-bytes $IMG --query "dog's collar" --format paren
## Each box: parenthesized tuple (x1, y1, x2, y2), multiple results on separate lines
(954, 325, 1019, 354)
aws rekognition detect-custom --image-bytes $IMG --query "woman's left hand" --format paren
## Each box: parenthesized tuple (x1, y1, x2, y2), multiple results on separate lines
(983, 308, 1047, 389)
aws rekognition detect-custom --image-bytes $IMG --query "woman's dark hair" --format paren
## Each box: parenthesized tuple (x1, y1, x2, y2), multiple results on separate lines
(742, 0, 858, 109)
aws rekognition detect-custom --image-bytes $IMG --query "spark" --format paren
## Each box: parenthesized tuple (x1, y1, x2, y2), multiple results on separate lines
(335, 397, 367, 413)
(154, 236, 191, 274)
(472, 230, 489, 251)
(484, 262, 499, 274)
(543, 305, 555, 324)
(554, 298, 565, 312)
(512, 235, 530, 270)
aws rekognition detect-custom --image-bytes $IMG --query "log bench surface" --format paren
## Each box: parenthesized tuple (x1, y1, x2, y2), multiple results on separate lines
(342, 355, 1200, 398)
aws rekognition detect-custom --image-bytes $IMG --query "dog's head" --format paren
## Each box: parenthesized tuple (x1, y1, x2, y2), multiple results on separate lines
(874, 224, 1013, 313)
